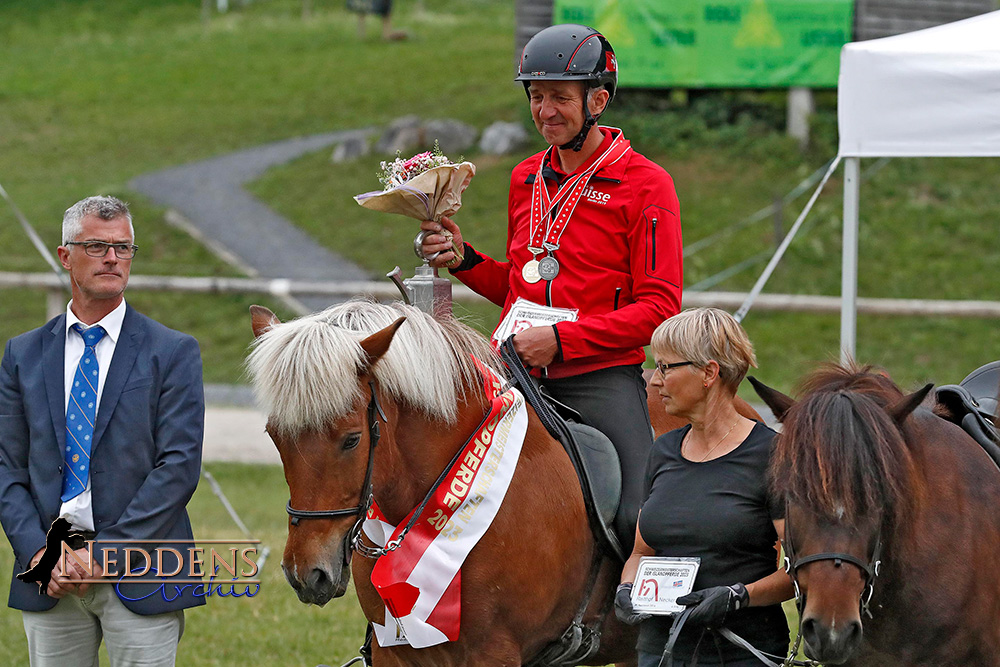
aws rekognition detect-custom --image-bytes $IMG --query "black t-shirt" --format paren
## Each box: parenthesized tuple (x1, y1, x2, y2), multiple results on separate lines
(636, 421, 789, 662)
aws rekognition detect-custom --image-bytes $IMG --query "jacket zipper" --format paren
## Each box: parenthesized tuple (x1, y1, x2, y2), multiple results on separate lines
(651, 218, 658, 272)
(614, 287, 622, 310)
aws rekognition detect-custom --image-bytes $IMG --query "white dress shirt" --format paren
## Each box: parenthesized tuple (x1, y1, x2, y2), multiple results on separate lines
(60, 299, 127, 531)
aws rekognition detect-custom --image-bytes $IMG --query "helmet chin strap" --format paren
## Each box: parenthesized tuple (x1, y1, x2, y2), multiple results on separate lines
(560, 87, 601, 152)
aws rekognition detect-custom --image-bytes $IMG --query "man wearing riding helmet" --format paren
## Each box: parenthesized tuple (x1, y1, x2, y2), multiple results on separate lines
(421, 24, 682, 550)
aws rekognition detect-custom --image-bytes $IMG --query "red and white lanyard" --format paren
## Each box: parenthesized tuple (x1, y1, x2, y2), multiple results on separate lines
(527, 128, 631, 260)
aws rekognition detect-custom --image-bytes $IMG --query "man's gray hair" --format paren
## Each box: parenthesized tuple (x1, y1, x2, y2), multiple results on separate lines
(62, 196, 134, 245)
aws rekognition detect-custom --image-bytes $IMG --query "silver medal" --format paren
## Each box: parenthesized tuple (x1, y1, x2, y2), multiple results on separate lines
(522, 259, 541, 284)
(538, 256, 560, 281)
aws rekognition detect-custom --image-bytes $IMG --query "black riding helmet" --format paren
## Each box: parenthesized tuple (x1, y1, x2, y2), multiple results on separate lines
(516, 24, 618, 152)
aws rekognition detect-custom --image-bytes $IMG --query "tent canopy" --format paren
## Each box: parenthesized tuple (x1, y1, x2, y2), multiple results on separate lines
(838, 10, 1000, 158)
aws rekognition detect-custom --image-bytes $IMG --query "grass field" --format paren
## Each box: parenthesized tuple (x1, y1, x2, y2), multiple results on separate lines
(0, 0, 517, 383)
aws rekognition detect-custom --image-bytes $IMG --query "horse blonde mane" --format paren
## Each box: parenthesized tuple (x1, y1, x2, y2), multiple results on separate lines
(246, 299, 505, 436)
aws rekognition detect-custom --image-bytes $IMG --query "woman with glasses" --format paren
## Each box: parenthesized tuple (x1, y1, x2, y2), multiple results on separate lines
(615, 307, 793, 667)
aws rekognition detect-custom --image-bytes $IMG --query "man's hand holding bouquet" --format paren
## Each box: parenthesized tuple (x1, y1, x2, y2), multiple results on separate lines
(355, 142, 475, 266)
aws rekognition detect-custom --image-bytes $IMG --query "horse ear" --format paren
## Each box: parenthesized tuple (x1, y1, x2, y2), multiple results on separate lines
(359, 317, 407, 370)
(250, 305, 280, 339)
(747, 376, 795, 422)
(888, 383, 933, 425)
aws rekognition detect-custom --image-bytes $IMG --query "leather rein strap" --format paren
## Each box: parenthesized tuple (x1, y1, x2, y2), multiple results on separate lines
(499, 337, 625, 562)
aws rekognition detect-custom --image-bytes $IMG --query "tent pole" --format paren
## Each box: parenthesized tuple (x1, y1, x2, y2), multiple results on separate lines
(841, 157, 860, 363)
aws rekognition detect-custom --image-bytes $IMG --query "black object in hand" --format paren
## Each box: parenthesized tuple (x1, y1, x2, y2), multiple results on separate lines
(16, 518, 85, 592)
(614, 582, 652, 625)
(675, 583, 749, 628)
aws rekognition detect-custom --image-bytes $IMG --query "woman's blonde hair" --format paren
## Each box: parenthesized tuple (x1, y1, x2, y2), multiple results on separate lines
(650, 307, 757, 391)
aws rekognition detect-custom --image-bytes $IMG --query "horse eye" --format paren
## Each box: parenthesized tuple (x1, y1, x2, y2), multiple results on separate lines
(343, 433, 362, 451)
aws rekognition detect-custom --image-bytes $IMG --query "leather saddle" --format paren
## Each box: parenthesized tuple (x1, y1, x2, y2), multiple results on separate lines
(499, 339, 625, 562)
(936, 360, 1000, 469)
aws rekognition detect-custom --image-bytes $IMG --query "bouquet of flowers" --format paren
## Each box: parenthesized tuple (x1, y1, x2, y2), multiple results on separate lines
(355, 142, 475, 263)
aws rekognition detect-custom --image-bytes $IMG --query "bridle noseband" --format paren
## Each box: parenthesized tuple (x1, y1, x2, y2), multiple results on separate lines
(285, 381, 386, 557)
(284, 378, 482, 562)
(782, 502, 884, 620)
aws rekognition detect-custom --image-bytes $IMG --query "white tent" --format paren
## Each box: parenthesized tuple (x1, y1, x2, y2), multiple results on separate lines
(837, 10, 1000, 359)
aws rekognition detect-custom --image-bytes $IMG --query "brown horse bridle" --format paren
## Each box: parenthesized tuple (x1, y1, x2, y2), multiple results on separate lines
(782, 501, 884, 620)
(286, 379, 492, 562)
(285, 381, 386, 562)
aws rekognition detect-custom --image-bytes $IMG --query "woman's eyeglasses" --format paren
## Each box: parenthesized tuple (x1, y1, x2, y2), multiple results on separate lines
(654, 360, 694, 376)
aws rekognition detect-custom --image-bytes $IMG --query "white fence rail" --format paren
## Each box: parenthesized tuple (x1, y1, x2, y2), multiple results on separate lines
(3, 271, 1000, 321)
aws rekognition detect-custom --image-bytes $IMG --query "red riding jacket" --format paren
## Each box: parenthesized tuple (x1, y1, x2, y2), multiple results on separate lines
(452, 127, 683, 379)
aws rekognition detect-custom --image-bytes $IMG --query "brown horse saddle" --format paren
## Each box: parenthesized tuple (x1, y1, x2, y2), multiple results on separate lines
(936, 360, 1000, 467)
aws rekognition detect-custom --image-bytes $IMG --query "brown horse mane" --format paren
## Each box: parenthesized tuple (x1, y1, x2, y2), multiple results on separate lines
(770, 361, 921, 525)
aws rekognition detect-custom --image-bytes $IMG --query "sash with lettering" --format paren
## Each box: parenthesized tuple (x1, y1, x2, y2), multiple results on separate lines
(365, 358, 527, 648)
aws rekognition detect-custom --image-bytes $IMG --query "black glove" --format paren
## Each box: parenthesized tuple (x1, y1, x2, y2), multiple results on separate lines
(675, 583, 749, 628)
(614, 583, 652, 626)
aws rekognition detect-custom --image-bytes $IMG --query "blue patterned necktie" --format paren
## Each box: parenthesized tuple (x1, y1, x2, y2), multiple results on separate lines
(62, 323, 107, 502)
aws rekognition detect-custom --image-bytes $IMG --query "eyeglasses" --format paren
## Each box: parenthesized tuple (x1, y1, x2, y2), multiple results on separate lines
(654, 360, 694, 376)
(66, 241, 139, 259)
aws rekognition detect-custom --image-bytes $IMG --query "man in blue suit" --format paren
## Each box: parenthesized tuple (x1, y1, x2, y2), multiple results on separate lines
(0, 196, 205, 665)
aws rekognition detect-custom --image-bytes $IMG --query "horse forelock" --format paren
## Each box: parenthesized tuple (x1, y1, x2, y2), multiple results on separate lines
(246, 299, 505, 437)
(770, 364, 916, 525)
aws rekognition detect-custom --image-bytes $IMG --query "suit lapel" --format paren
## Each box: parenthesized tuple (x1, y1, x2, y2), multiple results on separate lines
(92, 305, 143, 452)
(42, 316, 67, 452)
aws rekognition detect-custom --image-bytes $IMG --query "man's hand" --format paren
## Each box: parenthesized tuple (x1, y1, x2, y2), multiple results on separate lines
(512, 326, 558, 368)
(419, 216, 465, 269)
(45, 547, 103, 598)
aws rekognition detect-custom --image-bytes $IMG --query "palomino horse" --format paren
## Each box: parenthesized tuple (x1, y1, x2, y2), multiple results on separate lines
(247, 300, 636, 666)
(752, 363, 1000, 666)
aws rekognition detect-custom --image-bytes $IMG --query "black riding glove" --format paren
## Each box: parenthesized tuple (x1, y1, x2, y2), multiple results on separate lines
(614, 583, 652, 626)
(675, 583, 750, 628)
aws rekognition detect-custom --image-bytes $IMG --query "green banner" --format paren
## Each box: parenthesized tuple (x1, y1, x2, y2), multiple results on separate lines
(553, 0, 852, 87)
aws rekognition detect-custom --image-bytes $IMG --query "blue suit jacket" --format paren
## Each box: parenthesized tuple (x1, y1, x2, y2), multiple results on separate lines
(0, 305, 206, 614)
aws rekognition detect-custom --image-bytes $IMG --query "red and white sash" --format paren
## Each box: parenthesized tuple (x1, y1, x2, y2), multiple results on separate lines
(364, 359, 528, 648)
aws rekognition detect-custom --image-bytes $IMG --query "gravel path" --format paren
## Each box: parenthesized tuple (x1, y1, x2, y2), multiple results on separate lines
(130, 130, 373, 312)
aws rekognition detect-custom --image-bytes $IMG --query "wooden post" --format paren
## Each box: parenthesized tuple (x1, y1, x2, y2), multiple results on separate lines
(787, 87, 814, 151)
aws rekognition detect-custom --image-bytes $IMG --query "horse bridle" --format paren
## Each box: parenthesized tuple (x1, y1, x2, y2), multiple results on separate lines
(285, 381, 387, 559)
(285, 378, 482, 562)
(782, 502, 884, 620)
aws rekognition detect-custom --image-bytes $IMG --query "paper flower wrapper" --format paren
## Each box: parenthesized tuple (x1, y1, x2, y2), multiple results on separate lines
(354, 162, 476, 262)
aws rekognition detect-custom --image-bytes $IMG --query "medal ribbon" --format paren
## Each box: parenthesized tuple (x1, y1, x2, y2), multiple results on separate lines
(528, 127, 632, 254)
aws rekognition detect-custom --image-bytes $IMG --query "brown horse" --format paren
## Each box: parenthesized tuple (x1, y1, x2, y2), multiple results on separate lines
(752, 363, 1000, 666)
(247, 300, 636, 666)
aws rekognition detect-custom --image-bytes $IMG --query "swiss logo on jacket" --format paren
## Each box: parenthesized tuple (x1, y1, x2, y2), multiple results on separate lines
(583, 185, 611, 205)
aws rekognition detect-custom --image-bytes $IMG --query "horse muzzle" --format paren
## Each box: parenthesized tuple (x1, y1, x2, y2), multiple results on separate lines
(282, 556, 351, 605)
(801, 614, 863, 665)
